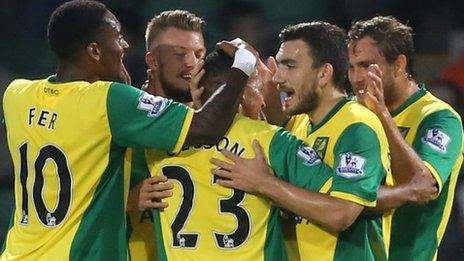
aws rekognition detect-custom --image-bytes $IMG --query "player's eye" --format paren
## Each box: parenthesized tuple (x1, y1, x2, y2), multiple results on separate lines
(174, 52, 186, 57)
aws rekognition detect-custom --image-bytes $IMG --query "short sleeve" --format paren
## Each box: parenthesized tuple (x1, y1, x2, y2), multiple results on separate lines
(268, 128, 329, 188)
(412, 109, 463, 194)
(107, 82, 194, 153)
(129, 149, 151, 188)
(330, 123, 386, 207)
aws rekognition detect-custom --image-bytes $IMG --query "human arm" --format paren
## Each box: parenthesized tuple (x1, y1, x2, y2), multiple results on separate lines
(184, 43, 257, 146)
(208, 38, 286, 124)
(359, 65, 462, 204)
(364, 174, 437, 214)
(210, 140, 364, 232)
(260, 56, 288, 126)
(357, 65, 433, 185)
(107, 45, 255, 152)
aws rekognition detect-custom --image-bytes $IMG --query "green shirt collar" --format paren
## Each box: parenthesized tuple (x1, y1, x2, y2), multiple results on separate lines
(390, 83, 427, 117)
(307, 96, 352, 135)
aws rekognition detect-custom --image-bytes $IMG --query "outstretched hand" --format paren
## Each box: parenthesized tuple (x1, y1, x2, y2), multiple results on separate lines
(210, 140, 274, 194)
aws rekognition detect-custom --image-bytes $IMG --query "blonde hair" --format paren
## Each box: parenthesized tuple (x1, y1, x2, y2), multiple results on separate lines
(145, 10, 205, 51)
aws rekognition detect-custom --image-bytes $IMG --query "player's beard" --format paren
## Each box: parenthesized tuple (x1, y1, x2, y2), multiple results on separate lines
(158, 64, 192, 103)
(289, 79, 320, 115)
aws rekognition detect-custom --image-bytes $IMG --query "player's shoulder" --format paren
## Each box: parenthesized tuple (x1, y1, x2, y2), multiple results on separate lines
(339, 99, 384, 131)
(231, 114, 280, 134)
(419, 91, 461, 120)
(290, 113, 310, 125)
(5, 78, 44, 93)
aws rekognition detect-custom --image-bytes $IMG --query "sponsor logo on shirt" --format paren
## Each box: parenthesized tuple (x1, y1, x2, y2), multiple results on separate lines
(422, 128, 450, 153)
(137, 92, 167, 117)
(336, 153, 366, 178)
(297, 145, 321, 166)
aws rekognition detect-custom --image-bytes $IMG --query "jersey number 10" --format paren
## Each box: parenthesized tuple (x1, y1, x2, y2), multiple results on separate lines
(18, 142, 72, 227)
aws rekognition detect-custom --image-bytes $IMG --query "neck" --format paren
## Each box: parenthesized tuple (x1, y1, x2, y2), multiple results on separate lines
(55, 59, 98, 83)
(309, 84, 346, 126)
(385, 78, 418, 112)
(151, 77, 168, 97)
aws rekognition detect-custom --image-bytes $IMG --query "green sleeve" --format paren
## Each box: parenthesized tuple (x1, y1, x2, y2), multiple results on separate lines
(332, 123, 385, 203)
(268, 128, 329, 188)
(412, 109, 463, 188)
(107, 82, 191, 152)
(129, 149, 151, 188)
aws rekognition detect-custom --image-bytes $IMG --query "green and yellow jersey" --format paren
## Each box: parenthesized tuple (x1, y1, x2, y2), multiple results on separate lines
(127, 149, 157, 261)
(145, 114, 330, 261)
(1, 76, 193, 260)
(285, 97, 391, 261)
(388, 85, 463, 261)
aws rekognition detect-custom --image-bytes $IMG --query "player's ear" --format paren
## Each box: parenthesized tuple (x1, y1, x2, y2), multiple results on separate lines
(317, 63, 333, 87)
(145, 52, 158, 71)
(394, 54, 407, 78)
(87, 42, 101, 61)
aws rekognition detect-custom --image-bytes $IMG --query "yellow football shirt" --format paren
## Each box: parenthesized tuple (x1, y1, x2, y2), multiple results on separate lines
(145, 114, 330, 261)
(285, 97, 391, 261)
(127, 149, 157, 261)
(388, 85, 463, 261)
(1, 76, 193, 260)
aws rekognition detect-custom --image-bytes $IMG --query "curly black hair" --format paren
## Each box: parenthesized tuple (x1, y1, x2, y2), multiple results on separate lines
(47, 0, 107, 60)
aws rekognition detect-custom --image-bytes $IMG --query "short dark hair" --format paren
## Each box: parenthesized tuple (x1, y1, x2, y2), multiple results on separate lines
(145, 10, 205, 51)
(279, 22, 348, 88)
(199, 49, 233, 102)
(348, 16, 416, 78)
(47, 0, 108, 60)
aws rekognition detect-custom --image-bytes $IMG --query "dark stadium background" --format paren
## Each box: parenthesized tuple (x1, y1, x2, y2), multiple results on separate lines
(1, 0, 463, 258)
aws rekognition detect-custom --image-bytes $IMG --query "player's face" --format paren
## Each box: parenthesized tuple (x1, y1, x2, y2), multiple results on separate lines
(149, 27, 206, 102)
(348, 36, 395, 102)
(95, 11, 129, 82)
(274, 40, 321, 115)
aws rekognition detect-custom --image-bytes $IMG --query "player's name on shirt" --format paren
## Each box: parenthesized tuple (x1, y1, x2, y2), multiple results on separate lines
(28, 107, 58, 130)
(167, 135, 246, 156)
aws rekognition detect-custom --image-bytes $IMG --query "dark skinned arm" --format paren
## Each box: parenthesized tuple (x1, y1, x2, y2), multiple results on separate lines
(184, 41, 255, 146)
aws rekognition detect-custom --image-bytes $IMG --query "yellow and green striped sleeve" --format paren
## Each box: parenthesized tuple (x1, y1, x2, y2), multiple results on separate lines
(331, 123, 386, 207)
(106, 82, 193, 153)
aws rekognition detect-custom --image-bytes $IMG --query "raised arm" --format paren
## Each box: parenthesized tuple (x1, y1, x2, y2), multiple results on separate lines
(357, 65, 433, 184)
(260, 56, 288, 126)
(184, 43, 257, 146)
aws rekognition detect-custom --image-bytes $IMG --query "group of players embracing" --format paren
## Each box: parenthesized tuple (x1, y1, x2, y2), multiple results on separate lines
(1, 1, 462, 261)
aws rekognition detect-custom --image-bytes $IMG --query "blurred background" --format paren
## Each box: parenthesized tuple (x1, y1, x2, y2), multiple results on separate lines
(0, 0, 463, 258)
